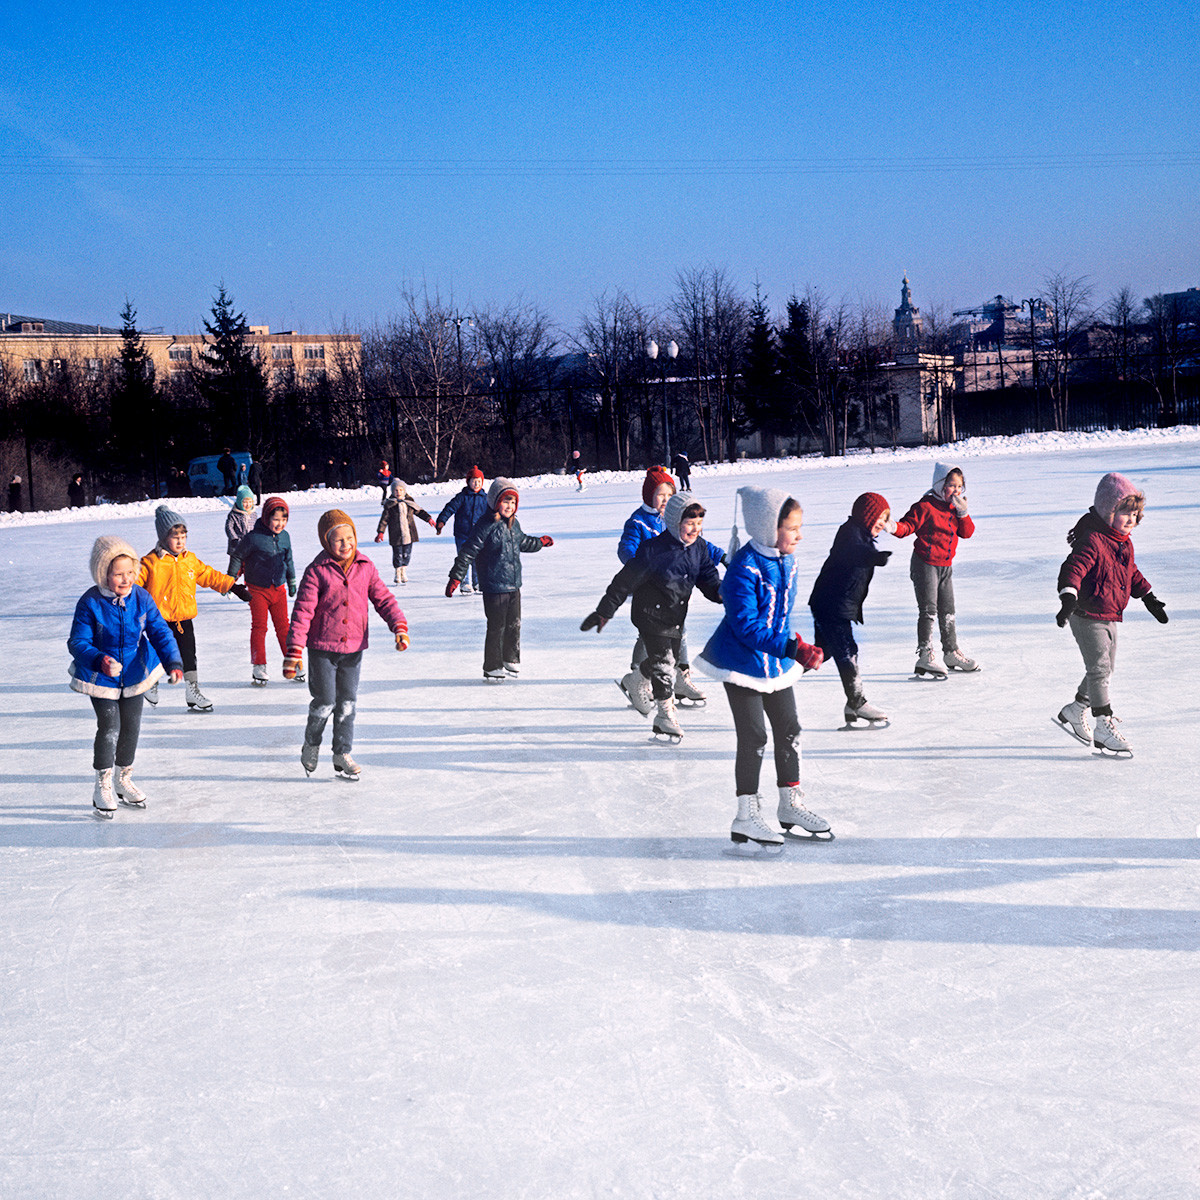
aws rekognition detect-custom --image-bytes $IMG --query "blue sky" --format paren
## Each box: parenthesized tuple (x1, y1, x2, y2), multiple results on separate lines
(2, 0, 1198, 335)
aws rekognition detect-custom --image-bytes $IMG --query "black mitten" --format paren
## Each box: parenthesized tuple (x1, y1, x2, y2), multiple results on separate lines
(1142, 593, 1168, 624)
(1055, 593, 1077, 628)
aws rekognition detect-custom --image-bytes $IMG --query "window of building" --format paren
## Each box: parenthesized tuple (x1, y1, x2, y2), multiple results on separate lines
(303, 345, 325, 360)
(85, 358, 102, 379)
(272, 367, 295, 386)
(23, 359, 40, 382)
(305, 367, 327, 382)
(168, 346, 192, 362)
(272, 345, 293, 360)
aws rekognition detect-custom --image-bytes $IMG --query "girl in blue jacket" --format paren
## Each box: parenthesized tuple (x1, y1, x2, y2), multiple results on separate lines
(696, 486, 831, 850)
(68, 536, 183, 818)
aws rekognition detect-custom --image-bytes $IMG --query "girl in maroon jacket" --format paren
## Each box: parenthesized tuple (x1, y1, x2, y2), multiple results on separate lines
(1054, 472, 1167, 757)
(285, 509, 410, 780)
(891, 461, 978, 678)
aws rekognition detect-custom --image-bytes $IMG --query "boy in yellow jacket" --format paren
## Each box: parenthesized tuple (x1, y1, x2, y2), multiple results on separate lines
(138, 505, 249, 710)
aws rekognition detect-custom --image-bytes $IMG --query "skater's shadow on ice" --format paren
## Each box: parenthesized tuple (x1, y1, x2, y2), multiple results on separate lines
(299, 867, 1196, 952)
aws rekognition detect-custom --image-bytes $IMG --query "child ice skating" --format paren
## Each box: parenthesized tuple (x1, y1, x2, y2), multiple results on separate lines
(68, 537, 184, 818)
(137, 505, 250, 711)
(285, 509, 410, 779)
(583, 492, 722, 741)
(435, 467, 490, 593)
(615, 466, 720, 711)
(1054, 472, 1167, 757)
(809, 492, 894, 727)
(892, 461, 978, 678)
(225, 485, 256, 570)
(229, 496, 297, 686)
(696, 487, 830, 850)
(375, 477, 435, 585)
(446, 478, 552, 681)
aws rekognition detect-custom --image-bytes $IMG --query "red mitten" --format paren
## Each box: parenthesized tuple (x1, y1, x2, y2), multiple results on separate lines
(445, 579, 460, 598)
(374, 532, 385, 543)
(540, 535, 554, 547)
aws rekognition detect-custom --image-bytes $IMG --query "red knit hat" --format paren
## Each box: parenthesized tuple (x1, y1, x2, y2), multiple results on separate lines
(263, 495, 289, 519)
(642, 465, 676, 507)
(851, 492, 891, 530)
(467, 465, 485, 482)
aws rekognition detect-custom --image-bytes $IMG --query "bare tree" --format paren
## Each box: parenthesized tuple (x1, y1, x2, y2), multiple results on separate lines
(471, 300, 559, 476)
(1141, 292, 1195, 424)
(1094, 286, 1141, 405)
(363, 287, 480, 480)
(571, 290, 647, 470)
(669, 266, 748, 461)
(1039, 273, 1094, 430)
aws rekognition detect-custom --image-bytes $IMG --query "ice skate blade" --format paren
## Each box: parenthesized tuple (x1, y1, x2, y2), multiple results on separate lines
(946, 663, 981, 672)
(674, 696, 706, 708)
(912, 667, 948, 681)
(117, 798, 146, 809)
(250, 679, 268, 688)
(186, 704, 214, 713)
(1052, 714, 1091, 746)
(781, 827, 835, 842)
(839, 718, 889, 731)
(335, 772, 361, 781)
(650, 730, 683, 744)
(91, 805, 115, 820)
(1093, 744, 1133, 759)
(724, 839, 784, 859)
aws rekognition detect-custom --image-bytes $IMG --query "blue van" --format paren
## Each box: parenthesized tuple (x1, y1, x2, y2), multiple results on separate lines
(187, 452, 253, 497)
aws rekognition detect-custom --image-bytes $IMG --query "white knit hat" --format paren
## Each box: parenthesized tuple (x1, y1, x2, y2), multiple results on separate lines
(89, 536, 139, 588)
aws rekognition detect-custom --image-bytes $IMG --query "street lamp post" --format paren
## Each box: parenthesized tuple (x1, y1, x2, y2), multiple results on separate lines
(645, 337, 678, 463)
(445, 315, 474, 399)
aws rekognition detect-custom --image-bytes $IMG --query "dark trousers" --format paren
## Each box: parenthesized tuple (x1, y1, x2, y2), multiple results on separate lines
(390, 541, 413, 569)
(723, 683, 801, 796)
(90, 693, 145, 770)
(304, 649, 363, 754)
(638, 633, 681, 700)
(454, 537, 479, 588)
(482, 590, 521, 671)
(812, 616, 862, 703)
(168, 619, 198, 674)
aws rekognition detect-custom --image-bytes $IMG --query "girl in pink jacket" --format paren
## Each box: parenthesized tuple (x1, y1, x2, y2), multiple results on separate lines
(285, 509, 410, 780)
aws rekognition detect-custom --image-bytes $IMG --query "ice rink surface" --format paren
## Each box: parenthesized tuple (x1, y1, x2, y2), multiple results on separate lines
(2, 430, 1198, 1199)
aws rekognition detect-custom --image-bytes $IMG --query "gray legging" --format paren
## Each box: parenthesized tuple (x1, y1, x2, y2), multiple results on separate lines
(90, 693, 145, 770)
(1068, 612, 1118, 711)
(304, 649, 363, 754)
(909, 553, 960, 652)
(723, 683, 801, 796)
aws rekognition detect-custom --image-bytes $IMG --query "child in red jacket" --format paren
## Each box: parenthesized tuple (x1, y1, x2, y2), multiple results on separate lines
(1054, 472, 1167, 757)
(892, 461, 977, 678)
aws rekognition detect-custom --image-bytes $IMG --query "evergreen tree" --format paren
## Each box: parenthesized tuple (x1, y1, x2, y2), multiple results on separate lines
(111, 299, 156, 453)
(739, 286, 784, 453)
(195, 283, 267, 448)
(777, 296, 820, 448)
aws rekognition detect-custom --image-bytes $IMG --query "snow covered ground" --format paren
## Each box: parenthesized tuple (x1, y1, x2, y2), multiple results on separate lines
(2, 429, 1198, 1199)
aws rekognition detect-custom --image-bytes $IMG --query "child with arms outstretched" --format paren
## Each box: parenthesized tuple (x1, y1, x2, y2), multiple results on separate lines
(1054, 472, 1167, 757)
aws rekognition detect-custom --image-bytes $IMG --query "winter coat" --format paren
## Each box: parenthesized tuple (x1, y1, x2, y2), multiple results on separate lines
(230, 519, 296, 590)
(136, 548, 235, 622)
(809, 518, 890, 624)
(1057, 509, 1151, 622)
(596, 531, 721, 638)
(892, 495, 974, 566)
(67, 585, 183, 698)
(617, 504, 725, 569)
(225, 507, 254, 556)
(377, 492, 433, 547)
(437, 486, 490, 542)
(697, 541, 807, 693)
(287, 550, 407, 655)
(450, 513, 544, 594)
(247, 462, 263, 494)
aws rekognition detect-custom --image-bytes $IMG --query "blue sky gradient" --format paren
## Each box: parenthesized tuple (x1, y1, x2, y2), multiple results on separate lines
(3, 0, 1197, 333)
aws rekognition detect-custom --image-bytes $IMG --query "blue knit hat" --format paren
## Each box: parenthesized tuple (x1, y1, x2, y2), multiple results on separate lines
(155, 504, 186, 544)
(235, 485, 255, 508)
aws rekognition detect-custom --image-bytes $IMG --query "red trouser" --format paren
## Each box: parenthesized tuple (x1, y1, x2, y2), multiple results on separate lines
(249, 584, 290, 665)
